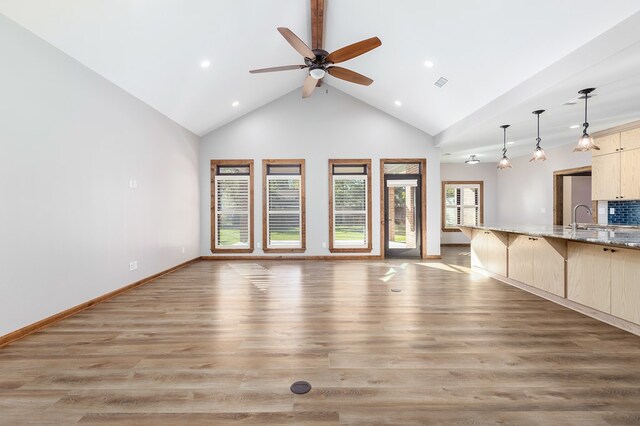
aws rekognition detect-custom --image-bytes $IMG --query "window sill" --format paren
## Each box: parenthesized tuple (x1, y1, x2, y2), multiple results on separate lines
(442, 228, 462, 233)
(329, 247, 373, 253)
(263, 248, 306, 253)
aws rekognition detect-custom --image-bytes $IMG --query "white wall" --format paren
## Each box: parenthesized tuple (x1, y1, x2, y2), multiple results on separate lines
(497, 142, 591, 225)
(0, 15, 200, 336)
(562, 176, 592, 225)
(199, 88, 440, 257)
(440, 163, 498, 244)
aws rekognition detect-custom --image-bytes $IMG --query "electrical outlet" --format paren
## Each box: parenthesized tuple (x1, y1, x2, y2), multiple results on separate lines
(128, 179, 138, 189)
(610, 208, 615, 215)
(257, 242, 262, 249)
(129, 261, 136, 271)
(181, 247, 185, 254)
(322, 242, 327, 248)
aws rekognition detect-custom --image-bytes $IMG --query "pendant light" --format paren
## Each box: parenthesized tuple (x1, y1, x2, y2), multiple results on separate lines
(574, 88, 600, 152)
(465, 155, 480, 165)
(497, 125, 512, 169)
(530, 110, 547, 162)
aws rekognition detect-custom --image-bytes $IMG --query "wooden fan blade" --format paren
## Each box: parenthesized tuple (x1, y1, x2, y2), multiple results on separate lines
(327, 66, 373, 86)
(249, 65, 307, 74)
(302, 75, 317, 98)
(326, 37, 381, 64)
(277, 27, 315, 59)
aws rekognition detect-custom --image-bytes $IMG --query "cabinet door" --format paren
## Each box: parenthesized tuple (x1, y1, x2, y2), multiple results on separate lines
(533, 237, 567, 297)
(567, 242, 611, 313)
(620, 149, 640, 200)
(611, 247, 640, 324)
(621, 128, 640, 151)
(471, 230, 487, 269)
(508, 234, 533, 285)
(593, 133, 620, 156)
(487, 231, 508, 276)
(592, 153, 620, 200)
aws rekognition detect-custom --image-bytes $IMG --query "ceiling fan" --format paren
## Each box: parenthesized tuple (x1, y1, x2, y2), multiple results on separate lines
(249, 0, 381, 98)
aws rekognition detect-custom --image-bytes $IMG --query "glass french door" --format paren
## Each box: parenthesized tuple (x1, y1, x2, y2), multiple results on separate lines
(384, 177, 421, 258)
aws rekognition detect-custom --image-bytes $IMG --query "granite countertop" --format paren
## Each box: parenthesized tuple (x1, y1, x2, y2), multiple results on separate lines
(460, 224, 640, 250)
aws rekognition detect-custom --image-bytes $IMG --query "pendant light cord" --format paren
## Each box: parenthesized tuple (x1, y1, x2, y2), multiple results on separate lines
(502, 127, 507, 156)
(583, 94, 589, 136)
(536, 113, 541, 148)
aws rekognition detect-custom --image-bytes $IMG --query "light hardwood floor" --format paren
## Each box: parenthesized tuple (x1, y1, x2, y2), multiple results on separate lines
(2, 248, 640, 425)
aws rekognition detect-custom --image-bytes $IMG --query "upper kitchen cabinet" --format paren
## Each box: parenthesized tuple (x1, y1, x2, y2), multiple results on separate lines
(592, 121, 640, 200)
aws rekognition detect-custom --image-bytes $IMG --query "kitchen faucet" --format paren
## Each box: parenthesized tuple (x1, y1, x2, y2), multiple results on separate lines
(571, 204, 592, 233)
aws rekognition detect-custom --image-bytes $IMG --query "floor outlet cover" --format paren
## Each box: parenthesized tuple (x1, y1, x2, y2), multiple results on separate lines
(290, 381, 312, 394)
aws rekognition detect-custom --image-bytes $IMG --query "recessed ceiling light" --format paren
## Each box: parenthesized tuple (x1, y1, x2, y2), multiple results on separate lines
(394, 100, 402, 106)
(231, 101, 239, 107)
(569, 124, 580, 129)
(507, 141, 515, 145)
(200, 60, 211, 68)
(424, 60, 434, 68)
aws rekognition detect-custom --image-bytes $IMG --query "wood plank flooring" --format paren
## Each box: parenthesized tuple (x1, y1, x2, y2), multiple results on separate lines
(1, 248, 640, 425)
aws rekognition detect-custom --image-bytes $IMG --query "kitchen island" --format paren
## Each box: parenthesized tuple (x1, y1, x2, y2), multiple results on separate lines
(459, 224, 640, 335)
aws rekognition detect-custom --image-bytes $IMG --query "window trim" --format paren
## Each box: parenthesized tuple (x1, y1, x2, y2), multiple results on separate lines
(262, 159, 306, 253)
(210, 159, 254, 253)
(328, 159, 372, 253)
(441, 180, 484, 232)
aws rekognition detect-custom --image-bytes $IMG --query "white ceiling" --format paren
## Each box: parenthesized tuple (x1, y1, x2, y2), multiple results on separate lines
(1, 0, 640, 142)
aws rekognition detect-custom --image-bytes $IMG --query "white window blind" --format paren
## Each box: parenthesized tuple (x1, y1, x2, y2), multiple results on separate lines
(267, 175, 301, 248)
(333, 176, 367, 248)
(444, 183, 481, 229)
(214, 175, 250, 248)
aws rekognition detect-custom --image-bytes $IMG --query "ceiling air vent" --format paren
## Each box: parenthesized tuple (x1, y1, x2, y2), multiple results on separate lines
(434, 77, 449, 88)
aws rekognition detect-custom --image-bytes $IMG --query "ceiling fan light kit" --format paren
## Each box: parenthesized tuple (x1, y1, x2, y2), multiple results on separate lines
(250, 18, 381, 99)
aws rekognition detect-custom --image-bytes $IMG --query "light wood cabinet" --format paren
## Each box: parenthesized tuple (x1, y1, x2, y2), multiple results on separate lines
(567, 242, 611, 313)
(611, 248, 640, 324)
(593, 133, 621, 156)
(621, 128, 640, 150)
(591, 153, 620, 201)
(508, 235, 566, 297)
(621, 149, 640, 200)
(591, 123, 640, 200)
(471, 229, 507, 275)
(508, 234, 533, 285)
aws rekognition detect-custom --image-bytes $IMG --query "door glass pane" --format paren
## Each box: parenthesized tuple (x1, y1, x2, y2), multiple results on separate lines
(383, 163, 420, 175)
(387, 184, 417, 249)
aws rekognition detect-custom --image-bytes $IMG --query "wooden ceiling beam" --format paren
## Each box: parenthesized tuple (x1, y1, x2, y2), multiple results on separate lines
(311, 0, 324, 50)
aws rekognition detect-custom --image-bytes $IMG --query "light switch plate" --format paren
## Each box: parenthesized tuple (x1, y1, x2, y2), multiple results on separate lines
(610, 208, 615, 215)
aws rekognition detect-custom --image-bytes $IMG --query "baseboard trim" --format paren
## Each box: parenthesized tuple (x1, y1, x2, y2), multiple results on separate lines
(201, 255, 383, 261)
(441, 243, 471, 247)
(424, 255, 442, 259)
(477, 267, 640, 337)
(0, 257, 200, 348)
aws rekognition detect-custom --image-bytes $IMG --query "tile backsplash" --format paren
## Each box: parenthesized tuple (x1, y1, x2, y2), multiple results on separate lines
(608, 200, 640, 225)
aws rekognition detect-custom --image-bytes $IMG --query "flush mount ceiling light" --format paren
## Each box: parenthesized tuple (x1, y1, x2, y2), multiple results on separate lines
(424, 60, 434, 68)
(497, 125, 512, 170)
(200, 60, 211, 68)
(231, 101, 239, 107)
(530, 110, 547, 162)
(465, 155, 480, 165)
(574, 88, 600, 152)
(394, 100, 402, 106)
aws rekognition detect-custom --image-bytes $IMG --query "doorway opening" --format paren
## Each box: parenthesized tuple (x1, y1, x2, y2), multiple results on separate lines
(553, 166, 597, 226)
(380, 159, 427, 259)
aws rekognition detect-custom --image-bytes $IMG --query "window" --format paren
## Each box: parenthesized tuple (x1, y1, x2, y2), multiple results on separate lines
(442, 181, 483, 231)
(329, 160, 372, 252)
(263, 160, 305, 252)
(211, 160, 254, 253)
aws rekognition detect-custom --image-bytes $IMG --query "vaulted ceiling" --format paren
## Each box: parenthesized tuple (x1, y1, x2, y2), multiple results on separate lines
(2, 0, 640, 160)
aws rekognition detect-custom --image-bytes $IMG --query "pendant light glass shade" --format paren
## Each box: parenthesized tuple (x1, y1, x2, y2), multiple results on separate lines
(497, 125, 512, 170)
(573, 88, 600, 152)
(530, 110, 547, 162)
(465, 155, 480, 165)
